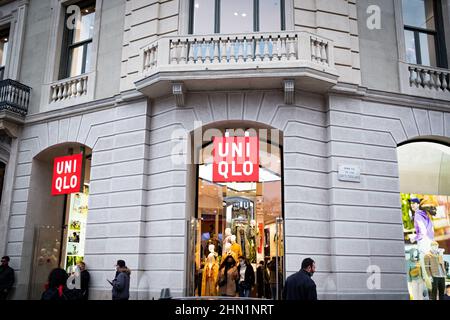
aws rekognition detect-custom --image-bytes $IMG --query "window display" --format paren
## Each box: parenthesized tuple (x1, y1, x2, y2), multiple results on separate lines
(402, 193, 450, 300)
(63, 184, 89, 272)
(190, 132, 284, 299)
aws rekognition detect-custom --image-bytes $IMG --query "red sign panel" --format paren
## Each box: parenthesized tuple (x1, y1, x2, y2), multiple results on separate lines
(213, 136, 259, 182)
(52, 154, 83, 196)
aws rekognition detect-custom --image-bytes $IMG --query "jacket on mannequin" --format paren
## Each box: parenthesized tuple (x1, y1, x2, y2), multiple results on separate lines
(201, 260, 219, 296)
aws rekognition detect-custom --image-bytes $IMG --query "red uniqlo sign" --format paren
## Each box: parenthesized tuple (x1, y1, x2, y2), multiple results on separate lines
(52, 154, 83, 195)
(213, 136, 259, 182)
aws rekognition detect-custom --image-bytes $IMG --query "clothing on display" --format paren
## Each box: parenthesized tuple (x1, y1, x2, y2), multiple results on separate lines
(201, 262, 219, 296)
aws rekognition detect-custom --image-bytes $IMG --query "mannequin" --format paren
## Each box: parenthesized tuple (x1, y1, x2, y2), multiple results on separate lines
(201, 244, 219, 296)
(410, 198, 437, 255)
(406, 248, 425, 300)
(425, 241, 446, 300)
(230, 235, 243, 262)
(223, 228, 232, 248)
(247, 220, 258, 263)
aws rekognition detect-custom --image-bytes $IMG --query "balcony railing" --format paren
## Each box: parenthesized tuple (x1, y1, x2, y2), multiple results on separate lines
(0, 79, 31, 116)
(144, 32, 334, 70)
(50, 74, 89, 104)
(408, 64, 450, 92)
(137, 31, 338, 97)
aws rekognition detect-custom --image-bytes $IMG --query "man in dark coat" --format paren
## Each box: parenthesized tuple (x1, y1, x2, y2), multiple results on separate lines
(0, 256, 14, 300)
(111, 260, 131, 300)
(283, 258, 317, 300)
(78, 261, 90, 300)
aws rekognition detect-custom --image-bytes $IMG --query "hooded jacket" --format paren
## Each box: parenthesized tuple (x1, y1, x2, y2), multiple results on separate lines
(112, 267, 131, 300)
(414, 209, 434, 242)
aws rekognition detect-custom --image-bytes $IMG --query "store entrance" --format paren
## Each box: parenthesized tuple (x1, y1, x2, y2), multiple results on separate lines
(188, 131, 284, 299)
(27, 144, 91, 299)
(398, 141, 450, 300)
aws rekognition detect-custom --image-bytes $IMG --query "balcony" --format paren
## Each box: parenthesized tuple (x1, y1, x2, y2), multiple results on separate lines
(135, 31, 339, 105)
(0, 79, 31, 137)
(400, 62, 450, 100)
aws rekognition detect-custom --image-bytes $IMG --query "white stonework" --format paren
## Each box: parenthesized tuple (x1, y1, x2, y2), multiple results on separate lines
(0, 0, 448, 301)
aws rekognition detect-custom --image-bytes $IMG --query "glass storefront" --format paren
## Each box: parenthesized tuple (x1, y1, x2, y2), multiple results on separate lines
(189, 132, 284, 299)
(398, 141, 450, 300)
(29, 146, 91, 299)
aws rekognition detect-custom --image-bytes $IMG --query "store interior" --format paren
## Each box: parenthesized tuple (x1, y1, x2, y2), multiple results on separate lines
(398, 141, 450, 300)
(192, 137, 284, 298)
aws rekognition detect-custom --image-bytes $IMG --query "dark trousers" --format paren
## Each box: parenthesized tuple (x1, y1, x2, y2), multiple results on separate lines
(431, 277, 445, 300)
(238, 283, 251, 297)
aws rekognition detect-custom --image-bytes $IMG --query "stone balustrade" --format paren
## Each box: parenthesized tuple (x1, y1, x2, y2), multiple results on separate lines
(50, 75, 89, 104)
(408, 65, 450, 92)
(141, 31, 335, 73)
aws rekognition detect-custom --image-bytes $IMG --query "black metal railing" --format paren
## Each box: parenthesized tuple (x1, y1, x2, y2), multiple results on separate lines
(0, 79, 31, 116)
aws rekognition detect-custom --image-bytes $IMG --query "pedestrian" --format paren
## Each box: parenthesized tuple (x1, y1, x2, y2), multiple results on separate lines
(0, 256, 14, 300)
(283, 257, 317, 300)
(218, 255, 238, 297)
(256, 260, 267, 298)
(77, 261, 90, 300)
(237, 256, 255, 297)
(41, 268, 80, 300)
(267, 257, 283, 299)
(111, 260, 131, 300)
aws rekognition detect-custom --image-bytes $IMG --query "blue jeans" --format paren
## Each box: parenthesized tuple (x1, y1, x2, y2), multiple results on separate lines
(238, 283, 251, 297)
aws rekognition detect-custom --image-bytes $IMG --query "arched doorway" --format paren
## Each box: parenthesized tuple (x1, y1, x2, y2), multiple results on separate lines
(397, 140, 450, 300)
(26, 143, 92, 299)
(187, 124, 285, 299)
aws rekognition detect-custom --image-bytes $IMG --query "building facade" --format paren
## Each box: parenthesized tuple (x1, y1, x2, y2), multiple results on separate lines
(0, 0, 449, 300)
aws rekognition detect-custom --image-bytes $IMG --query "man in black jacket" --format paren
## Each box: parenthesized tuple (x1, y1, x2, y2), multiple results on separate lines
(283, 258, 317, 300)
(0, 256, 15, 300)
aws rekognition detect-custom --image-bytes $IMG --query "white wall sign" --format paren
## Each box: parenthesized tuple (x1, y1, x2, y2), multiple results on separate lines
(338, 165, 361, 182)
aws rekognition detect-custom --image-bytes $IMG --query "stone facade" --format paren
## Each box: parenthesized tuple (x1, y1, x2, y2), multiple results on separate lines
(0, 0, 448, 300)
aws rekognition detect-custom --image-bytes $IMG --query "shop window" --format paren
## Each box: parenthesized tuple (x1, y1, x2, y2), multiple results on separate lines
(402, 0, 448, 68)
(188, 130, 285, 299)
(398, 141, 450, 300)
(0, 162, 5, 204)
(189, 0, 285, 34)
(59, 0, 96, 79)
(28, 145, 92, 299)
(0, 27, 10, 80)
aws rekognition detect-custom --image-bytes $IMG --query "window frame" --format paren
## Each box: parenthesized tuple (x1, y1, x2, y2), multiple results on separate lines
(59, 0, 96, 80)
(188, 0, 286, 35)
(403, 0, 448, 68)
(0, 26, 10, 81)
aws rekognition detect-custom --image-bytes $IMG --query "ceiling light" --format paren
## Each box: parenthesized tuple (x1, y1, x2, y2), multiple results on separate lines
(234, 12, 238, 16)
(195, 3, 199, 8)
(242, 13, 247, 17)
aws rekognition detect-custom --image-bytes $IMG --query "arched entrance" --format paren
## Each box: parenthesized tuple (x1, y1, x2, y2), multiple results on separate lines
(187, 123, 285, 299)
(397, 139, 450, 300)
(25, 143, 92, 299)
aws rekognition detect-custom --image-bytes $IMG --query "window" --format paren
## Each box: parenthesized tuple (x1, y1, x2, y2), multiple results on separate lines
(60, 1, 96, 79)
(402, 0, 447, 68)
(189, 0, 285, 34)
(0, 28, 10, 80)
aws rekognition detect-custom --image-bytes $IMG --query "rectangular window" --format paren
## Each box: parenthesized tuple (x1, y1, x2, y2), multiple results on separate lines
(402, 0, 447, 68)
(259, 0, 282, 32)
(0, 27, 10, 80)
(220, 0, 253, 34)
(60, 1, 96, 79)
(189, 0, 285, 34)
(192, 0, 215, 34)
